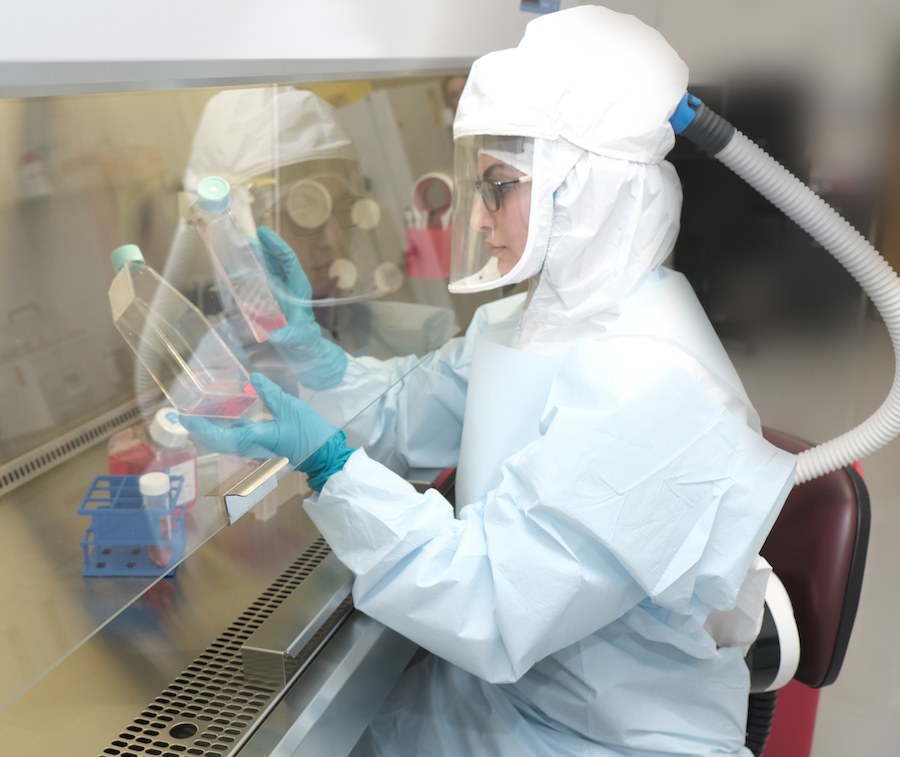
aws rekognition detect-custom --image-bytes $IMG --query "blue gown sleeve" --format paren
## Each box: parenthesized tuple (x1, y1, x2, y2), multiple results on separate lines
(304, 338, 797, 684)
(299, 295, 525, 474)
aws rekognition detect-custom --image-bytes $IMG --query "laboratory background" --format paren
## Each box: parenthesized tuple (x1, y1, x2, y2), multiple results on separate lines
(0, 0, 899, 755)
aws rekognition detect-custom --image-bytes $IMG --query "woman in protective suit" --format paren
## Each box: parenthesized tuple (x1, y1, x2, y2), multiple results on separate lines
(184, 7, 797, 756)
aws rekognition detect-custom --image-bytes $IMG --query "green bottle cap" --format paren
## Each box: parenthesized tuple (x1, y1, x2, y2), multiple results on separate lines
(111, 244, 145, 273)
(197, 176, 232, 213)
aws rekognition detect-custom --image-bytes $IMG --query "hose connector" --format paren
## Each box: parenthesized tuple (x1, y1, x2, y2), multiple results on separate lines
(670, 93, 737, 156)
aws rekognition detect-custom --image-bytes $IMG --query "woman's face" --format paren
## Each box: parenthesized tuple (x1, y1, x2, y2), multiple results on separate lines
(470, 153, 532, 277)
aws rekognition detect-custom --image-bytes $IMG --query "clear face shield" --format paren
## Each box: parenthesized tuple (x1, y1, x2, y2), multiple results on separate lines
(448, 135, 534, 293)
(247, 158, 402, 306)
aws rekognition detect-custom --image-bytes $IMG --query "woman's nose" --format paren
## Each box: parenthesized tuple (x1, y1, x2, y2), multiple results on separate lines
(470, 193, 494, 233)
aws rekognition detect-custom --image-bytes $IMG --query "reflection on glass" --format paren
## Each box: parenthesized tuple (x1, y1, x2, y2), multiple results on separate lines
(0, 72, 473, 714)
(176, 85, 464, 477)
(184, 87, 414, 357)
(188, 175, 287, 342)
(109, 245, 258, 419)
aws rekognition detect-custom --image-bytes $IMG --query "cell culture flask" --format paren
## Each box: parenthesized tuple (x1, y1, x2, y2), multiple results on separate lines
(109, 244, 259, 418)
(189, 176, 286, 342)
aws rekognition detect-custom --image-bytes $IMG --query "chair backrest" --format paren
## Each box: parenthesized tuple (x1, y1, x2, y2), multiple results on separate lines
(761, 428, 870, 688)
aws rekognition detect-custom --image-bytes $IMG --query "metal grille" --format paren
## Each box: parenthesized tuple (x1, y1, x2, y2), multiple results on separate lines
(0, 400, 142, 495)
(97, 537, 353, 757)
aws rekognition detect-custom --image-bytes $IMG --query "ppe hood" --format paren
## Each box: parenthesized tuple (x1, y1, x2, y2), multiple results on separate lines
(183, 87, 359, 195)
(451, 6, 689, 352)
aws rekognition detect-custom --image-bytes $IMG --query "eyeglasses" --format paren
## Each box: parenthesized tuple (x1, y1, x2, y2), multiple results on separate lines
(474, 175, 533, 213)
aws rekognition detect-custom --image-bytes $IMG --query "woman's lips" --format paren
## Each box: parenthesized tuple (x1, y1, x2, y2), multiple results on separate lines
(489, 246, 505, 257)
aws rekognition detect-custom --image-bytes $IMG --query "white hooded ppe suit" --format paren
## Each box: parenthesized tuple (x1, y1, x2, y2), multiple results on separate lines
(302, 7, 797, 756)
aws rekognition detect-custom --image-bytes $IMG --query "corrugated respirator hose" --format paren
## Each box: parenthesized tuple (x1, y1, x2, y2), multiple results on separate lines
(670, 94, 900, 484)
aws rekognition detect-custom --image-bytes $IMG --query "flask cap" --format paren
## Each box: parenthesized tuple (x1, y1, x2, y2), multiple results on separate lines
(197, 176, 232, 213)
(110, 244, 145, 273)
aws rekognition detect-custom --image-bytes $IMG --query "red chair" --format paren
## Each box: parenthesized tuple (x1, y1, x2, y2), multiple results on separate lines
(744, 429, 871, 756)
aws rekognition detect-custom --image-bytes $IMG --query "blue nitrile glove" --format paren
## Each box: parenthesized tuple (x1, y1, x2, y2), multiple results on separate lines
(180, 373, 355, 491)
(256, 226, 348, 390)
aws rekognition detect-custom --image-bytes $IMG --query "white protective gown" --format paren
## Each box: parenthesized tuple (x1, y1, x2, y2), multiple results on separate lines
(300, 7, 797, 756)
(303, 272, 795, 757)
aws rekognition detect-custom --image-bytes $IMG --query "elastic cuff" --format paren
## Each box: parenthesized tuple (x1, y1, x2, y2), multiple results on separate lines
(304, 430, 356, 491)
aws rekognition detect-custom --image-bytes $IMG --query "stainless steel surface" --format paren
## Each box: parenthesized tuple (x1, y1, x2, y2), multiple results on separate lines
(0, 430, 418, 757)
(90, 537, 354, 757)
(0, 435, 300, 712)
(0, 59, 475, 98)
(239, 612, 417, 757)
(0, 493, 323, 756)
(242, 552, 353, 689)
(223, 456, 290, 525)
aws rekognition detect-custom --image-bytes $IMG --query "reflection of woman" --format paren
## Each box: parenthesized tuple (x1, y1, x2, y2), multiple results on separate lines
(258, 171, 358, 300)
(267, 208, 348, 299)
(182, 89, 366, 296)
(186, 8, 796, 757)
(177, 87, 455, 376)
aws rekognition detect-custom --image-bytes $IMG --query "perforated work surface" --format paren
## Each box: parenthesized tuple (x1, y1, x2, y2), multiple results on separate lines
(96, 537, 352, 757)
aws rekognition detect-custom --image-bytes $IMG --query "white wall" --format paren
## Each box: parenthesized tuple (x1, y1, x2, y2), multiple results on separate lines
(0, 1, 535, 61)
(590, 0, 899, 84)
(591, 0, 900, 183)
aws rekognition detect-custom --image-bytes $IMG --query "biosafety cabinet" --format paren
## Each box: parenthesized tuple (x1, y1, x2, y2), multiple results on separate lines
(0, 3, 535, 754)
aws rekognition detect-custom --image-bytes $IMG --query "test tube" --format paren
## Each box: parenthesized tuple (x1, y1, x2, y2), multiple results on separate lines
(139, 472, 171, 510)
(140, 472, 173, 568)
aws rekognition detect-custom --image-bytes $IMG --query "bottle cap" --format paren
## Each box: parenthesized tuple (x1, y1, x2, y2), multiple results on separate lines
(139, 471, 171, 497)
(149, 407, 189, 449)
(197, 176, 232, 213)
(110, 244, 145, 273)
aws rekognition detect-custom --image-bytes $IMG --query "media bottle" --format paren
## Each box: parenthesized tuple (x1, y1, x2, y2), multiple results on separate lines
(108, 407, 199, 511)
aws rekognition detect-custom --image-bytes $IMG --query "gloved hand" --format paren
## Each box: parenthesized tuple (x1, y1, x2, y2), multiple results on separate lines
(256, 225, 348, 390)
(180, 372, 355, 491)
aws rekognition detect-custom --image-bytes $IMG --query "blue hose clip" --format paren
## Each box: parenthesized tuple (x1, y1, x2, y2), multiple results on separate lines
(670, 93, 703, 135)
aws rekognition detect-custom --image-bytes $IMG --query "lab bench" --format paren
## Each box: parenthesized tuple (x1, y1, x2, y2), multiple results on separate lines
(0, 422, 416, 757)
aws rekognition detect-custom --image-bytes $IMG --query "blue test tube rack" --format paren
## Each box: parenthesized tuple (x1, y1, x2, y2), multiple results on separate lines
(79, 474, 186, 577)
